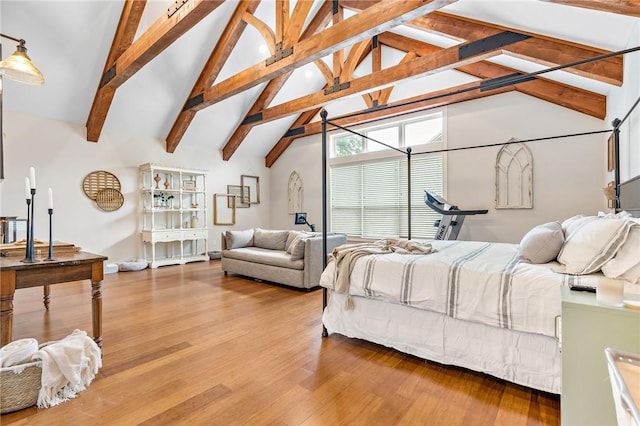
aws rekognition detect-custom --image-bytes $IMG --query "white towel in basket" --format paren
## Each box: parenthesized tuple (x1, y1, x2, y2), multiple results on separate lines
(0, 338, 39, 368)
(31, 329, 102, 408)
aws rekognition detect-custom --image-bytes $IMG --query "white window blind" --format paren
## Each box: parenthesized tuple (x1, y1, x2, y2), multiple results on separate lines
(331, 155, 443, 239)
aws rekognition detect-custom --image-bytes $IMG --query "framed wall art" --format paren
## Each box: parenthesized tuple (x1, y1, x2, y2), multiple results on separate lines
(227, 185, 250, 208)
(213, 193, 236, 225)
(241, 175, 260, 204)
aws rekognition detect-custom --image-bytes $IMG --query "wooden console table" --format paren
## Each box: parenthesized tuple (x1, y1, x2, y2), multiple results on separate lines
(0, 252, 107, 347)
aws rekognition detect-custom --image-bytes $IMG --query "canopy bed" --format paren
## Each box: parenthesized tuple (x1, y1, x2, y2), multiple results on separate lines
(317, 86, 640, 394)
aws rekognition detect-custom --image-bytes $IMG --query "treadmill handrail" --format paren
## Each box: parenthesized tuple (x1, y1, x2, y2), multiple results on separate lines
(424, 191, 488, 216)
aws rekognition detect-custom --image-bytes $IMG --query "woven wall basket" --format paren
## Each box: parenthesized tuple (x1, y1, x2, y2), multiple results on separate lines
(0, 360, 42, 414)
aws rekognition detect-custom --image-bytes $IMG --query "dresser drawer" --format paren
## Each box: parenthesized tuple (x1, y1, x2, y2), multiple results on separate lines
(182, 229, 207, 240)
(142, 230, 181, 242)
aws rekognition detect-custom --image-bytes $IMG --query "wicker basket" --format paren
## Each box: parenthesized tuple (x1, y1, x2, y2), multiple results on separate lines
(0, 360, 42, 414)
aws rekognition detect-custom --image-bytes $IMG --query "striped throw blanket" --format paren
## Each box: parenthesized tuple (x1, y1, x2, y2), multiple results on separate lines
(321, 240, 595, 337)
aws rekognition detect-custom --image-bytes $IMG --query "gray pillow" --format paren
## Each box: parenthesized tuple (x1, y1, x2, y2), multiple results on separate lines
(253, 228, 289, 250)
(287, 234, 311, 260)
(518, 221, 564, 264)
(285, 231, 304, 251)
(225, 229, 254, 249)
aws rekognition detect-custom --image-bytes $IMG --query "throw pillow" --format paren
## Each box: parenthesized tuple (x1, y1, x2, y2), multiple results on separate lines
(518, 221, 564, 264)
(557, 216, 633, 275)
(253, 228, 289, 251)
(602, 220, 640, 282)
(285, 231, 304, 252)
(225, 229, 254, 249)
(287, 234, 310, 260)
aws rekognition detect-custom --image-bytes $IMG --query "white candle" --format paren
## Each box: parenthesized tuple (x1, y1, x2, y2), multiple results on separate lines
(48, 187, 53, 209)
(29, 167, 36, 189)
(25, 177, 31, 199)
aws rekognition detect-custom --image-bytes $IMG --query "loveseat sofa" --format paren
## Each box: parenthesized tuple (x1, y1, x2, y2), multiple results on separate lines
(221, 228, 347, 290)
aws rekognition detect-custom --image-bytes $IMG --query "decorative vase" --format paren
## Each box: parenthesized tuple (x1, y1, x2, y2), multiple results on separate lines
(154, 174, 161, 189)
(191, 213, 199, 229)
(164, 178, 170, 189)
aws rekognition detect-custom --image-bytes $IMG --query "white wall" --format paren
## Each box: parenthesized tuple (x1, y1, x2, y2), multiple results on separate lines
(269, 91, 607, 243)
(606, 21, 640, 182)
(0, 111, 270, 262)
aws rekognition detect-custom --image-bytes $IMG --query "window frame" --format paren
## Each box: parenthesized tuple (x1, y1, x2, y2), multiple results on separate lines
(328, 109, 448, 240)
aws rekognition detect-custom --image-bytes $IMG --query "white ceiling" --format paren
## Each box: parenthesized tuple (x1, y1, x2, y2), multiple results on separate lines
(1, 1, 638, 159)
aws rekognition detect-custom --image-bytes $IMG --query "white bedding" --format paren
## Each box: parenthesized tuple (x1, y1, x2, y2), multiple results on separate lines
(323, 292, 562, 393)
(320, 240, 603, 338)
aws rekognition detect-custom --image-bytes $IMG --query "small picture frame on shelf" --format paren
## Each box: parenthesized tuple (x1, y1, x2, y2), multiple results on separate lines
(183, 180, 196, 191)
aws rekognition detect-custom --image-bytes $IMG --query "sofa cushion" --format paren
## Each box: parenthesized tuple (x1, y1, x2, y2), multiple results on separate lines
(287, 234, 312, 261)
(254, 228, 289, 250)
(285, 231, 304, 251)
(225, 229, 254, 249)
(222, 247, 304, 270)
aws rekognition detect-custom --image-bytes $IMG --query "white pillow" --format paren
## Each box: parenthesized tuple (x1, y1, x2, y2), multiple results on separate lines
(518, 221, 564, 264)
(557, 216, 634, 275)
(602, 220, 640, 283)
(225, 229, 254, 249)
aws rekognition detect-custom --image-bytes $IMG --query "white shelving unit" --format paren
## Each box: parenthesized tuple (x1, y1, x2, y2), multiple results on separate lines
(139, 163, 209, 268)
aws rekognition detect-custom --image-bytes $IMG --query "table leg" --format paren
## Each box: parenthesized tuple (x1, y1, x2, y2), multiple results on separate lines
(43, 284, 50, 310)
(1, 270, 17, 346)
(91, 261, 104, 348)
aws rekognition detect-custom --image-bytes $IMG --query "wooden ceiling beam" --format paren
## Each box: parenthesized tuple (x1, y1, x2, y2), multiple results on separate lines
(187, 0, 458, 112)
(342, 1, 622, 84)
(86, 0, 223, 143)
(220, 1, 334, 161)
(245, 31, 527, 127)
(541, 0, 640, 17)
(86, 0, 146, 142)
(166, 1, 261, 153)
(379, 32, 606, 118)
(410, 11, 623, 85)
(265, 108, 322, 167)
(266, 81, 514, 167)
(265, 31, 607, 166)
(457, 61, 606, 118)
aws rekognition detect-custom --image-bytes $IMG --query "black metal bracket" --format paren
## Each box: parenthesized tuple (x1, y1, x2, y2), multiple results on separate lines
(324, 77, 350, 95)
(459, 31, 531, 60)
(99, 65, 116, 88)
(284, 127, 305, 137)
(168, 0, 188, 18)
(242, 112, 263, 125)
(183, 93, 204, 111)
(265, 42, 294, 66)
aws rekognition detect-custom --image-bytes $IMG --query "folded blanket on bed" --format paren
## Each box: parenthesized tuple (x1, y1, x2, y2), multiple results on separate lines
(32, 329, 102, 408)
(330, 239, 435, 309)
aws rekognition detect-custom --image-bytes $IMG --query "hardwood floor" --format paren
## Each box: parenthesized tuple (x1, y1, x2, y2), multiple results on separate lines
(1, 260, 559, 425)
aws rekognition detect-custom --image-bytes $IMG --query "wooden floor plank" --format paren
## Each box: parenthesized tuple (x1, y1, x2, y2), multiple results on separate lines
(1, 260, 559, 425)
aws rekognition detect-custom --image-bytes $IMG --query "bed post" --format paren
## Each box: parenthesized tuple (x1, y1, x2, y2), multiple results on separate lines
(407, 147, 412, 240)
(321, 109, 329, 338)
(612, 118, 621, 211)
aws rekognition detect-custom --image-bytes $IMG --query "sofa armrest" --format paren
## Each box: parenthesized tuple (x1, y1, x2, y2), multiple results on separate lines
(220, 232, 228, 251)
(303, 234, 347, 288)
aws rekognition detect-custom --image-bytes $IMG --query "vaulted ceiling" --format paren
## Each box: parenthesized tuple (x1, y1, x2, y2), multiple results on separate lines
(3, 1, 639, 167)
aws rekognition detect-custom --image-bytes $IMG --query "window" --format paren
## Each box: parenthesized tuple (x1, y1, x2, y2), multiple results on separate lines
(331, 112, 443, 158)
(331, 155, 443, 239)
(330, 112, 445, 239)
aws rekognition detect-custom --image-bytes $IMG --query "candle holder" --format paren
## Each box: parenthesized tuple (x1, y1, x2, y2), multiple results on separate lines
(45, 208, 56, 261)
(22, 198, 32, 262)
(21, 189, 39, 263)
